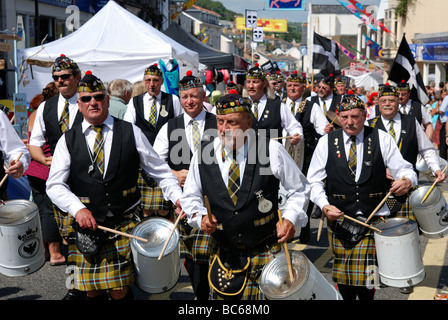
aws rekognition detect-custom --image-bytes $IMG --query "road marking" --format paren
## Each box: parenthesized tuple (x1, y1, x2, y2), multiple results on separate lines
(408, 236, 448, 300)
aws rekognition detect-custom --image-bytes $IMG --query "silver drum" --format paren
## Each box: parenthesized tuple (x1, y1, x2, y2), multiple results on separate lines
(409, 185, 448, 238)
(130, 217, 180, 293)
(0, 200, 45, 276)
(260, 250, 342, 300)
(374, 218, 425, 288)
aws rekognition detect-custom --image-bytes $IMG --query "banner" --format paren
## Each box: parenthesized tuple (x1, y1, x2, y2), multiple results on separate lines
(265, 0, 305, 10)
(334, 40, 355, 60)
(253, 27, 264, 43)
(347, 0, 392, 34)
(235, 17, 288, 33)
(364, 34, 382, 50)
(337, 0, 378, 32)
(313, 32, 340, 73)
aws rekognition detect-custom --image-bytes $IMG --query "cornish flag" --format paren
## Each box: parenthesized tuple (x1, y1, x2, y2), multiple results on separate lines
(313, 32, 340, 73)
(388, 35, 429, 105)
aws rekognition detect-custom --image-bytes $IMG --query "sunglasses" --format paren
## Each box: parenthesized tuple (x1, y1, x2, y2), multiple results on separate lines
(52, 74, 73, 81)
(79, 94, 106, 103)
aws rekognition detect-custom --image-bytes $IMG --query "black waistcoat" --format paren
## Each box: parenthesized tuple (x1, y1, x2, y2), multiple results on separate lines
(326, 127, 388, 217)
(368, 115, 418, 170)
(133, 92, 175, 144)
(65, 118, 141, 222)
(198, 136, 279, 249)
(167, 112, 217, 171)
(43, 94, 83, 154)
(251, 97, 282, 139)
(401, 101, 423, 124)
(295, 100, 321, 153)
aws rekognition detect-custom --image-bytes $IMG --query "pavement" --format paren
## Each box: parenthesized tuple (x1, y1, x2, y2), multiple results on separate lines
(1, 175, 448, 302)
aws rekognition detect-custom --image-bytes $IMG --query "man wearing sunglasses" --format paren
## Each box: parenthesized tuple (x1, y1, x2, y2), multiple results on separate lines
(124, 64, 183, 219)
(46, 71, 183, 300)
(28, 54, 84, 299)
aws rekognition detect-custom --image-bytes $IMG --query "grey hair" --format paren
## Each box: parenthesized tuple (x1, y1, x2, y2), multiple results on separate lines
(107, 79, 133, 98)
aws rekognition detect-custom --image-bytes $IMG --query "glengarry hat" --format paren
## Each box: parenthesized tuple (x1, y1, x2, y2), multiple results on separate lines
(215, 93, 252, 115)
(52, 54, 79, 73)
(179, 70, 202, 91)
(78, 70, 105, 93)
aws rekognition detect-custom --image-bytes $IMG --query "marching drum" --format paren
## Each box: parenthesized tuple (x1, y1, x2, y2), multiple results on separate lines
(374, 218, 425, 288)
(0, 200, 45, 277)
(409, 185, 448, 239)
(259, 250, 342, 300)
(130, 217, 180, 294)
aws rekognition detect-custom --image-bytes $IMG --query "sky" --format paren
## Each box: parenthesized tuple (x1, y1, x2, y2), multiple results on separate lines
(214, 0, 381, 22)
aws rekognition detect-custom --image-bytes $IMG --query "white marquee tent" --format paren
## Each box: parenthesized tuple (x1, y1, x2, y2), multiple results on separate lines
(17, 0, 199, 101)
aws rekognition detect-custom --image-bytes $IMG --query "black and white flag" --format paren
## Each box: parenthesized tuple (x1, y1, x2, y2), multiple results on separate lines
(245, 10, 258, 28)
(388, 35, 429, 105)
(313, 32, 340, 73)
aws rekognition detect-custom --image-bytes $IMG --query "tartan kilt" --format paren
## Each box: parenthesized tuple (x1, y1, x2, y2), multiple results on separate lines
(53, 205, 76, 241)
(391, 191, 416, 222)
(67, 217, 137, 292)
(138, 171, 173, 211)
(210, 240, 281, 300)
(173, 210, 213, 264)
(327, 218, 378, 287)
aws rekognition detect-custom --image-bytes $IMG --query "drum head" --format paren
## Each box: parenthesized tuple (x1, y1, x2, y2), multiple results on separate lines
(260, 250, 309, 299)
(0, 200, 38, 226)
(131, 217, 179, 258)
(374, 218, 417, 236)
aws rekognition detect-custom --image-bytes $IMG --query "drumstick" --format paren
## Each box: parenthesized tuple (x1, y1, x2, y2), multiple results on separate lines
(271, 136, 294, 140)
(420, 165, 448, 204)
(97, 225, 148, 243)
(342, 214, 382, 233)
(158, 210, 184, 261)
(277, 210, 294, 282)
(317, 213, 325, 241)
(365, 176, 405, 224)
(330, 115, 338, 125)
(204, 195, 213, 222)
(0, 152, 23, 189)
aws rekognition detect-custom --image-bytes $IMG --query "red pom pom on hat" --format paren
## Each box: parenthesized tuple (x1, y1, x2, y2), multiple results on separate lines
(60, 54, 66, 57)
(294, 71, 297, 74)
(85, 70, 92, 75)
(401, 79, 405, 83)
(186, 70, 193, 76)
(255, 63, 259, 67)
(228, 89, 238, 94)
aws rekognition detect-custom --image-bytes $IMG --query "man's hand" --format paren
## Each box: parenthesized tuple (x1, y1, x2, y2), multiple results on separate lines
(390, 177, 412, 196)
(5, 159, 24, 178)
(172, 169, 189, 187)
(289, 133, 301, 146)
(323, 205, 344, 221)
(200, 213, 217, 234)
(276, 218, 295, 243)
(75, 208, 97, 230)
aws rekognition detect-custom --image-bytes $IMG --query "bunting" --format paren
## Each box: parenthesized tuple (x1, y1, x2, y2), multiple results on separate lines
(347, 0, 393, 34)
(334, 40, 355, 60)
(337, 0, 378, 32)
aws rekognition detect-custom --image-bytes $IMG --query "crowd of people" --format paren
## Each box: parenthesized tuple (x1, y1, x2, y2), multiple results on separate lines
(0, 54, 446, 301)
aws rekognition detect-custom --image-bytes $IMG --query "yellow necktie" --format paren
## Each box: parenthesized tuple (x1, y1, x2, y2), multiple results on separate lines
(223, 148, 240, 205)
(322, 100, 328, 117)
(388, 120, 396, 141)
(148, 98, 157, 126)
(291, 101, 295, 114)
(91, 125, 105, 175)
(59, 100, 69, 133)
(348, 135, 357, 178)
(191, 119, 200, 151)
(253, 101, 259, 120)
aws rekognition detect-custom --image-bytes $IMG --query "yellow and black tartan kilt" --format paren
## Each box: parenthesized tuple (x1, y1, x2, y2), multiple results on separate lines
(327, 218, 379, 287)
(173, 210, 213, 264)
(67, 217, 137, 292)
(390, 191, 416, 222)
(209, 240, 281, 300)
(53, 205, 76, 241)
(138, 171, 173, 211)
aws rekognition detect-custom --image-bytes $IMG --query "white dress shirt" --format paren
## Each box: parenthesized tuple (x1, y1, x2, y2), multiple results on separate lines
(180, 135, 310, 230)
(124, 91, 183, 124)
(400, 100, 432, 125)
(153, 109, 210, 160)
(250, 94, 303, 137)
(285, 97, 329, 136)
(307, 127, 417, 216)
(29, 94, 79, 148)
(0, 111, 30, 170)
(46, 115, 183, 218)
(381, 114, 440, 173)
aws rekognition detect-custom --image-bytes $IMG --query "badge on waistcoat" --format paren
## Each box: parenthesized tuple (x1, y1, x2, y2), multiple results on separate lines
(160, 104, 168, 117)
(255, 190, 272, 213)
